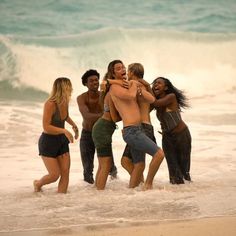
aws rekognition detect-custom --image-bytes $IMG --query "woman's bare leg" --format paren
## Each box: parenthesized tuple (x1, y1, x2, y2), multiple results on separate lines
(57, 152, 70, 193)
(95, 164, 101, 187)
(33, 156, 60, 192)
(96, 157, 112, 190)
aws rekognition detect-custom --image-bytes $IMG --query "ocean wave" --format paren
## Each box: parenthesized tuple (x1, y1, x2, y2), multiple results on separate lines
(0, 28, 236, 99)
(0, 80, 48, 101)
(6, 28, 236, 46)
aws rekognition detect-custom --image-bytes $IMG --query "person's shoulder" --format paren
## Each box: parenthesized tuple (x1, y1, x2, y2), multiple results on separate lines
(77, 92, 87, 100)
(168, 93, 176, 97)
(167, 93, 176, 100)
(77, 91, 88, 97)
(45, 99, 55, 106)
(44, 100, 56, 110)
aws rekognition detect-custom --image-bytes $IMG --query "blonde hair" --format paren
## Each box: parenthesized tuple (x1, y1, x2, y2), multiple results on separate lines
(48, 77, 72, 104)
(128, 63, 144, 79)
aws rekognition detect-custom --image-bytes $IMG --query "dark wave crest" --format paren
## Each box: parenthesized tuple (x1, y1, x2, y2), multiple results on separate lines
(0, 80, 48, 101)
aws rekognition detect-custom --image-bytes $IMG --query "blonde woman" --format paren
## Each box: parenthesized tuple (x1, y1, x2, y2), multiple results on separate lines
(34, 77, 79, 193)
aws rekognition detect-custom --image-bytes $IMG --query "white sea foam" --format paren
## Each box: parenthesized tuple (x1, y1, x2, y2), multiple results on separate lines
(1, 29, 236, 99)
(0, 93, 236, 233)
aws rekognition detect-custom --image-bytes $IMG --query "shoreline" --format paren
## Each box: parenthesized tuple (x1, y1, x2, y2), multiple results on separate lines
(1, 216, 236, 236)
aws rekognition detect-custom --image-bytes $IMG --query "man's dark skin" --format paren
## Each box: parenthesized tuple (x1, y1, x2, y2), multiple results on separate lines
(77, 73, 117, 184)
(77, 75, 103, 132)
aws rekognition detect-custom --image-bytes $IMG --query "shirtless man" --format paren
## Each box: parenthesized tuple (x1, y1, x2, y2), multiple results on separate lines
(120, 63, 158, 186)
(109, 61, 164, 189)
(77, 69, 117, 184)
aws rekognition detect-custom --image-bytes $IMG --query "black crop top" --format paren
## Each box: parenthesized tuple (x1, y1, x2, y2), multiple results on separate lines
(51, 103, 68, 128)
(157, 110, 182, 133)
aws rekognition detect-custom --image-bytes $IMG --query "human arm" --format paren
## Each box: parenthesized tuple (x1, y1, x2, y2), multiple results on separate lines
(137, 82, 155, 104)
(42, 101, 74, 143)
(100, 79, 129, 91)
(77, 94, 102, 121)
(138, 79, 154, 95)
(66, 116, 79, 139)
(151, 93, 176, 108)
(110, 80, 137, 100)
(108, 79, 129, 89)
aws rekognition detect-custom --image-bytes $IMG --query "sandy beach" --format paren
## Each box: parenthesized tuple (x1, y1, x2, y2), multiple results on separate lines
(1, 216, 235, 236)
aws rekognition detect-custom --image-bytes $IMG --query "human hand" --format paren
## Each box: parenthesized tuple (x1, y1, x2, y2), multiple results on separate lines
(72, 126, 79, 139)
(64, 130, 74, 143)
(137, 86, 142, 96)
(138, 79, 152, 92)
(122, 79, 129, 89)
(100, 80, 107, 92)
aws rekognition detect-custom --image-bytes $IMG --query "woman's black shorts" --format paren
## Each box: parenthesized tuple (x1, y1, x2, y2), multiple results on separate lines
(38, 133, 69, 158)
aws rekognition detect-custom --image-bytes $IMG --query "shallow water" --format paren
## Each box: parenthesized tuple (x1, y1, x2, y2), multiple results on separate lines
(0, 96, 236, 233)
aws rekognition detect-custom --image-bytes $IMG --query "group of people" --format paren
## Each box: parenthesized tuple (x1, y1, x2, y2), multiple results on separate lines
(33, 60, 192, 193)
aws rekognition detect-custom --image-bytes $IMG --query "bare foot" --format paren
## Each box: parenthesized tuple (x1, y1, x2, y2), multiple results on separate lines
(143, 183, 153, 191)
(33, 180, 41, 192)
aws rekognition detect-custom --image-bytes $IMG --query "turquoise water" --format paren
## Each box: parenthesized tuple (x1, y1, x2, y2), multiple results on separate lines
(0, 0, 236, 100)
(1, 0, 236, 36)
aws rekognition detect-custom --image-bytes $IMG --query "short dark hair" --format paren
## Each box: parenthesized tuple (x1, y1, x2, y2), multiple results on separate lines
(81, 69, 100, 86)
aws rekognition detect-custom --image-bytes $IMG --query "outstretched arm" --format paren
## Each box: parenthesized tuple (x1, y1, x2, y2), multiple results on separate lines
(108, 79, 129, 89)
(100, 79, 130, 92)
(152, 93, 176, 108)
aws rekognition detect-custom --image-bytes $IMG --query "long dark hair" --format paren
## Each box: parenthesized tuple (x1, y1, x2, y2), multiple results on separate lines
(152, 77, 189, 109)
(106, 59, 123, 80)
(100, 59, 123, 105)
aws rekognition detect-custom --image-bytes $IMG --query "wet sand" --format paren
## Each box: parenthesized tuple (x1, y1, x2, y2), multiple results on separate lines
(1, 216, 235, 236)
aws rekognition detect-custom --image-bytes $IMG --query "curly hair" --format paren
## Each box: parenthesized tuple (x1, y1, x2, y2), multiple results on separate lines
(81, 69, 100, 86)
